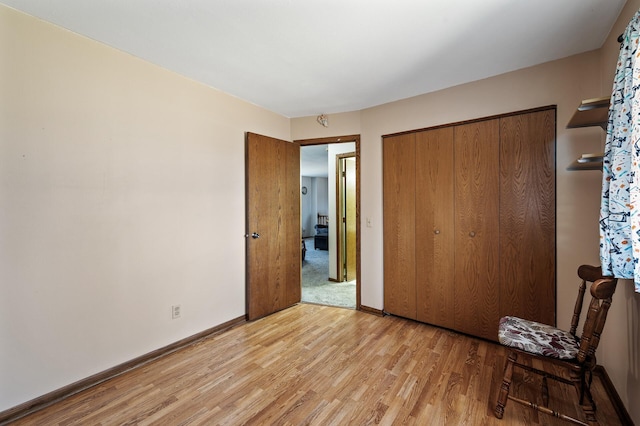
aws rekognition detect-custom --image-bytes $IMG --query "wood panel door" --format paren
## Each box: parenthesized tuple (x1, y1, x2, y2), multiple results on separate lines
(383, 133, 417, 319)
(499, 110, 556, 325)
(453, 120, 501, 341)
(345, 157, 357, 282)
(246, 132, 301, 321)
(415, 127, 455, 328)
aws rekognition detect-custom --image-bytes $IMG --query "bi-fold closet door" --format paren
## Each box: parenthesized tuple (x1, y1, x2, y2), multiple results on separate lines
(383, 108, 555, 342)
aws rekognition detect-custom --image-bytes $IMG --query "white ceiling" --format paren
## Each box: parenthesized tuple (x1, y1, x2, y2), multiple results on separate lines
(1, 0, 627, 118)
(301, 145, 329, 178)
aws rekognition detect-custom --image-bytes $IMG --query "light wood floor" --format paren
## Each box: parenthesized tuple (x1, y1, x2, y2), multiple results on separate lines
(12, 304, 623, 425)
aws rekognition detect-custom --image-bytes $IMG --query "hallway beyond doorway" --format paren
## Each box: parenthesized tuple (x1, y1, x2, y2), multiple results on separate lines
(301, 238, 355, 308)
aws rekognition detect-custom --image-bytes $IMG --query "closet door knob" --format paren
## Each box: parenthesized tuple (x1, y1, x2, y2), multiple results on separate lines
(434, 230, 440, 235)
(469, 231, 476, 237)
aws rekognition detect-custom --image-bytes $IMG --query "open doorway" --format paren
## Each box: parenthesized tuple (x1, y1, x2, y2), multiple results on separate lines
(298, 135, 360, 309)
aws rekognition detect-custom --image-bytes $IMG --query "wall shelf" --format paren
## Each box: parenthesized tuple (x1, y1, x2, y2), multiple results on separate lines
(567, 160, 604, 171)
(566, 97, 609, 130)
(566, 97, 609, 171)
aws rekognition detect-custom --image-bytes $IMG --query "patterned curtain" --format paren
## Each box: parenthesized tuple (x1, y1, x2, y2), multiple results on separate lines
(600, 10, 640, 293)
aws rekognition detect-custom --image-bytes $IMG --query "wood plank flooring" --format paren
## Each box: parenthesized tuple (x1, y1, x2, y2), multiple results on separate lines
(10, 304, 623, 425)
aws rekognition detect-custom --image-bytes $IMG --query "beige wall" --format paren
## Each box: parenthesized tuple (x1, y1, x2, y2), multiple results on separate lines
(291, 111, 361, 141)
(0, 5, 289, 411)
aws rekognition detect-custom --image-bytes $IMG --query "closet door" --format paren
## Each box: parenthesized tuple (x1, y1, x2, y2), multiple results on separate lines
(453, 120, 500, 341)
(415, 128, 455, 328)
(500, 110, 556, 325)
(383, 133, 417, 319)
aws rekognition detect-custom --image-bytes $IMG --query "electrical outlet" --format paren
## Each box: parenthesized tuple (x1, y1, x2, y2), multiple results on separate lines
(172, 305, 181, 319)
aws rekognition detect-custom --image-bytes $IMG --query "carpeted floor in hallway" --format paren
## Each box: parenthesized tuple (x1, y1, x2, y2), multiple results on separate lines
(302, 238, 355, 308)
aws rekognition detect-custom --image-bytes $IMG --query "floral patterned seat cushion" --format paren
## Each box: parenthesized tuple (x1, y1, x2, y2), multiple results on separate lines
(498, 316, 579, 360)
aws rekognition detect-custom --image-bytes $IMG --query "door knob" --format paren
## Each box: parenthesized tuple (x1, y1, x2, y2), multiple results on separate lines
(251, 232, 260, 239)
(434, 230, 440, 235)
(469, 231, 476, 237)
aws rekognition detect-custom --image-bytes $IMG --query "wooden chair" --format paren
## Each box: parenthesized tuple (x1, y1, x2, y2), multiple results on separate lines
(317, 213, 329, 226)
(494, 265, 617, 425)
(314, 214, 329, 250)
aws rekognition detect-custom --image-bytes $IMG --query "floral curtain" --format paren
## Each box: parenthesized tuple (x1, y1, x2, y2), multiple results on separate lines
(600, 10, 640, 293)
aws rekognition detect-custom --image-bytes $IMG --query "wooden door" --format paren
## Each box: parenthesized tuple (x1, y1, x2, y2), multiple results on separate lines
(246, 132, 301, 321)
(345, 157, 357, 282)
(453, 120, 500, 341)
(500, 110, 556, 325)
(415, 127, 455, 328)
(383, 133, 417, 319)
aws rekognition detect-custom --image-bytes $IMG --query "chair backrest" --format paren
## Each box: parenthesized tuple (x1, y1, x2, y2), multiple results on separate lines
(570, 265, 617, 364)
(317, 214, 329, 226)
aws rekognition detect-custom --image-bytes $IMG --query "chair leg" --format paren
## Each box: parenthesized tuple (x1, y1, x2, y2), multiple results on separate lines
(570, 369, 598, 425)
(495, 351, 517, 419)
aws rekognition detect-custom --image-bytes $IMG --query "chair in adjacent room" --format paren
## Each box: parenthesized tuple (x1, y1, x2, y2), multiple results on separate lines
(314, 213, 329, 251)
(494, 264, 617, 425)
(314, 224, 328, 250)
